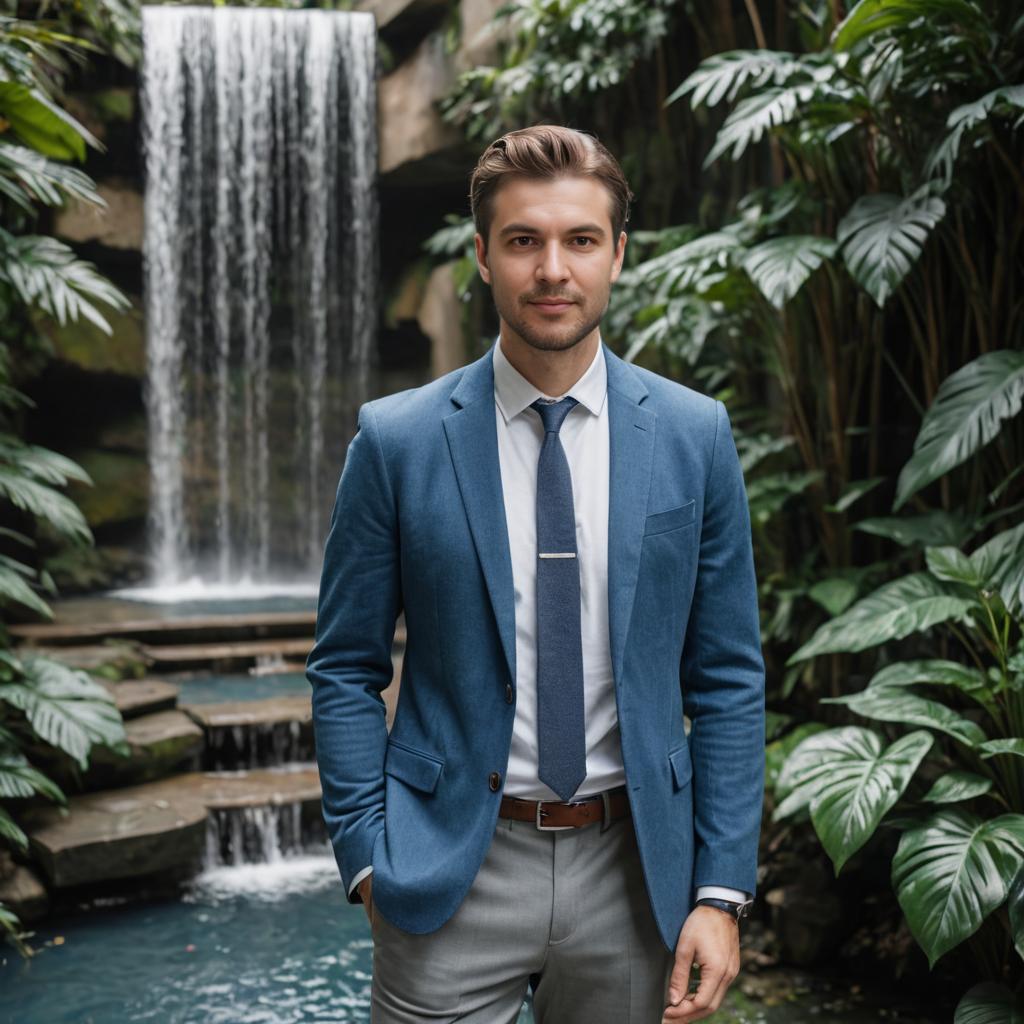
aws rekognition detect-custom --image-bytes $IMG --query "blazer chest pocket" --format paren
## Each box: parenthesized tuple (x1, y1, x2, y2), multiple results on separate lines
(384, 739, 444, 794)
(644, 499, 696, 538)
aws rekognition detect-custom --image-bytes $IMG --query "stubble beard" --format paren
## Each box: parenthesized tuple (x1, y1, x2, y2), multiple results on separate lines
(496, 288, 608, 354)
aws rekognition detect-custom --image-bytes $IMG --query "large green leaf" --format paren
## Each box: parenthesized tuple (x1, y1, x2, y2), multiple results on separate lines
(895, 351, 1024, 510)
(837, 190, 946, 307)
(822, 686, 987, 746)
(0, 657, 125, 769)
(926, 545, 983, 588)
(832, 0, 991, 52)
(893, 810, 1024, 966)
(970, 522, 1024, 617)
(0, 139, 101, 212)
(774, 726, 933, 873)
(868, 659, 987, 692)
(979, 740, 1024, 761)
(788, 573, 977, 663)
(0, 81, 99, 161)
(955, 982, 1024, 1024)
(667, 50, 804, 108)
(922, 771, 993, 804)
(855, 509, 973, 548)
(742, 235, 837, 309)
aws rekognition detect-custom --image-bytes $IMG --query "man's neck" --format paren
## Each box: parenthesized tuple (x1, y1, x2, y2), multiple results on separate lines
(498, 328, 600, 398)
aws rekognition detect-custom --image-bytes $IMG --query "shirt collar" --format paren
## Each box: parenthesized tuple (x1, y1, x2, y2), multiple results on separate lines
(492, 335, 608, 425)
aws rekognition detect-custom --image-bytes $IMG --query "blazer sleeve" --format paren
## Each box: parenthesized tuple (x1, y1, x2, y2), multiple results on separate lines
(307, 401, 402, 901)
(680, 399, 765, 897)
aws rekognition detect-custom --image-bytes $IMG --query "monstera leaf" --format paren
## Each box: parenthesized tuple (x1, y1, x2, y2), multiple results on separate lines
(893, 810, 1024, 966)
(895, 351, 1024, 510)
(741, 235, 837, 309)
(837, 190, 946, 307)
(955, 982, 1024, 1024)
(788, 572, 977, 663)
(774, 726, 933, 872)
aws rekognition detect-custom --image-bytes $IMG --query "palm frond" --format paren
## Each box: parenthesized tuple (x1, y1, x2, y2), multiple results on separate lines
(0, 434, 92, 487)
(0, 466, 92, 544)
(0, 139, 105, 210)
(0, 227, 130, 332)
(924, 84, 1024, 185)
(667, 50, 805, 109)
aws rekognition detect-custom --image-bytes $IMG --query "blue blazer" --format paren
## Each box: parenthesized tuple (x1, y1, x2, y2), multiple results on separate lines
(306, 341, 765, 952)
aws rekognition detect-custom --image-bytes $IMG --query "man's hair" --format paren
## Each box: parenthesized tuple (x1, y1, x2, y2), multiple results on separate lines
(469, 125, 633, 249)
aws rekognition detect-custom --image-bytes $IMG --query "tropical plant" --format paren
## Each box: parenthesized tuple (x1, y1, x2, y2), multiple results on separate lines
(1, 9, 131, 955)
(775, 349, 1024, 1019)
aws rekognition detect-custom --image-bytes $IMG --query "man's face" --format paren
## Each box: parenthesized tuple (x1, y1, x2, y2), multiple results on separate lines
(474, 174, 627, 354)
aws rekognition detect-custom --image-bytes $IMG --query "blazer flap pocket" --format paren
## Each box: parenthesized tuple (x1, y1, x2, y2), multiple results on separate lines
(384, 739, 444, 794)
(644, 499, 696, 537)
(668, 744, 693, 789)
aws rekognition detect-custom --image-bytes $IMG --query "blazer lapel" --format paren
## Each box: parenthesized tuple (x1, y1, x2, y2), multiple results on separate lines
(442, 347, 517, 685)
(604, 344, 655, 691)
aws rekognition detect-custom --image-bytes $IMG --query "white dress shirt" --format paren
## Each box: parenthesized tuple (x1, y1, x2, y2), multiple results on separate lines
(347, 337, 750, 906)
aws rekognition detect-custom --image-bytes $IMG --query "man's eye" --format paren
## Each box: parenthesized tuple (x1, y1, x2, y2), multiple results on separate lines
(574, 237, 595, 247)
(512, 236, 534, 246)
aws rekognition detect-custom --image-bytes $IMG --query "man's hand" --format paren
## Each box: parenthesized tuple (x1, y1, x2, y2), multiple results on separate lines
(357, 874, 374, 926)
(662, 905, 741, 1022)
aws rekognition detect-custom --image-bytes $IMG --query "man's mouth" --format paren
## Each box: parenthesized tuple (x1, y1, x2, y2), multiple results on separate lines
(530, 298, 576, 311)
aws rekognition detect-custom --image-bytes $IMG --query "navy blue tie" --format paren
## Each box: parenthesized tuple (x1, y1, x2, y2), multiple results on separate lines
(531, 396, 586, 801)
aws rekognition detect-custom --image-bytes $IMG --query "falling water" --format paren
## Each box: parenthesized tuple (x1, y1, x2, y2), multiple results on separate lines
(140, 6, 378, 591)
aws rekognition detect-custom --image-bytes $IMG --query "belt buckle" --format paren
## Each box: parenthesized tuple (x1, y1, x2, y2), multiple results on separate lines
(535, 800, 575, 831)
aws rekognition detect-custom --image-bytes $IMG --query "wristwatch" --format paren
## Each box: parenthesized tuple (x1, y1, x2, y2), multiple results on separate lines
(694, 896, 753, 921)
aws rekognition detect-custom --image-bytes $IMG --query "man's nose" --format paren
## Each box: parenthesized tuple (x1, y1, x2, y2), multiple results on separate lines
(536, 241, 569, 283)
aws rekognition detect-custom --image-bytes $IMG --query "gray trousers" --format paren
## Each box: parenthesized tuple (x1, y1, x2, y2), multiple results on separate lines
(370, 812, 675, 1023)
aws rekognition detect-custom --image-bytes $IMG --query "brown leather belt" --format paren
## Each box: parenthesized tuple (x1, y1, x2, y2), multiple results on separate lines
(499, 787, 630, 830)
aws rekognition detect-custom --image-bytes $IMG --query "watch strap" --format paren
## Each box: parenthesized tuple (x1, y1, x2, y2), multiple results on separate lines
(694, 896, 751, 920)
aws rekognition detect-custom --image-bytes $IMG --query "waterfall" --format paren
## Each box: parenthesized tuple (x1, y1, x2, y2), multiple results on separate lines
(140, 6, 378, 592)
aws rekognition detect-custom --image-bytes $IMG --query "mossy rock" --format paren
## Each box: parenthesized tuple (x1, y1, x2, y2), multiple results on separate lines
(64, 448, 148, 528)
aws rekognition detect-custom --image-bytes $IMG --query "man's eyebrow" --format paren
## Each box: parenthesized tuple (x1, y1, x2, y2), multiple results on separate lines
(498, 223, 607, 239)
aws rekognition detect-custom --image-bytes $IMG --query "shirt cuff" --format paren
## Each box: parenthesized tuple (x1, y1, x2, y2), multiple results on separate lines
(696, 884, 750, 903)
(348, 865, 373, 903)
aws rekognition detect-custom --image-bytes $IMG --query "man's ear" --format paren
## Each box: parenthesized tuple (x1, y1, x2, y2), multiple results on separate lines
(609, 230, 627, 283)
(474, 232, 491, 285)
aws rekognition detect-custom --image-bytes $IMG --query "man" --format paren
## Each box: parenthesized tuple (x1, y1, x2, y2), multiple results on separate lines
(307, 125, 765, 1024)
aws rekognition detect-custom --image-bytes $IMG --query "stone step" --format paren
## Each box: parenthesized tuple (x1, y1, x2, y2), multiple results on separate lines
(9, 610, 317, 646)
(83, 709, 204, 788)
(23, 767, 322, 889)
(181, 695, 311, 730)
(100, 678, 180, 719)
(142, 637, 315, 671)
(11, 611, 408, 651)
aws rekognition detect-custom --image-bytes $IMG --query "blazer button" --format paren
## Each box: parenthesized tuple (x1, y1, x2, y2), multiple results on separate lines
(504, 684, 513, 704)
(488, 771, 502, 792)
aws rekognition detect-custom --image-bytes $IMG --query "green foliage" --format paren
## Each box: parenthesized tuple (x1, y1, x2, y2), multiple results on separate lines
(441, 0, 677, 141)
(895, 351, 1024, 510)
(0, 6, 130, 956)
